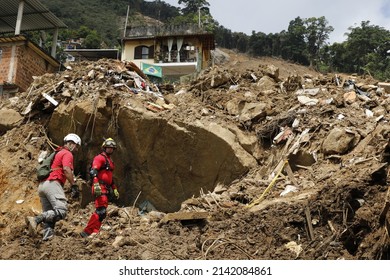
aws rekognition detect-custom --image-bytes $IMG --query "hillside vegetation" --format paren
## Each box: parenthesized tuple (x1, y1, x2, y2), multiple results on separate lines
(40, 0, 179, 47)
(37, 0, 390, 81)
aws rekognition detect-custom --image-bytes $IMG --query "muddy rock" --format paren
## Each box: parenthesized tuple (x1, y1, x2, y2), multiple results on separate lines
(0, 108, 23, 133)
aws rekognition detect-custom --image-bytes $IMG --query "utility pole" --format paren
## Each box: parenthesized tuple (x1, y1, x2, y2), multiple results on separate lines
(198, 6, 201, 28)
(124, 5, 130, 37)
(157, 0, 161, 21)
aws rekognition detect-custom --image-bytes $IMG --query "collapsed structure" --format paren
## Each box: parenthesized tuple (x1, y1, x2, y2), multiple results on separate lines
(0, 50, 389, 260)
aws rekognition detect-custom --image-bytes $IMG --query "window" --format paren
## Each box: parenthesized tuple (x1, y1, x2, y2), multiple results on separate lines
(134, 45, 154, 59)
(135, 45, 148, 59)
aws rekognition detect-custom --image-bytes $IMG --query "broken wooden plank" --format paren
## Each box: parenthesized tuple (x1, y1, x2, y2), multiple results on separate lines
(21, 101, 33, 115)
(379, 187, 390, 225)
(125, 61, 148, 79)
(305, 206, 315, 241)
(295, 164, 310, 170)
(288, 128, 310, 155)
(42, 92, 58, 106)
(339, 75, 346, 88)
(284, 161, 298, 186)
(327, 220, 336, 234)
(160, 211, 209, 223)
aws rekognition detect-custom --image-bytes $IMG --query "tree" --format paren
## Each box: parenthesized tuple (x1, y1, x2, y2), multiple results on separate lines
(269, 33, 283, 57)
(321, 21, 390, 79)
(214, 25, 234, 49)
(320, 42, 348, 73)
(248, 31, 276, 57)
(304, 16, 334, 68)
(344, 21, 390, 75)
(169, 0, 215, 32)
(282, 17, 309, 65)
(248, 31, 266, 56)
(84, 30, 102, 49)
(178, 0, 210, 14)
(232, 32, 249, 53)
(141, 0, 180, 21)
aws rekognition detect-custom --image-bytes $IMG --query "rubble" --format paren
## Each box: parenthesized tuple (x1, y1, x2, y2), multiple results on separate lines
(0, 49, 389, 260)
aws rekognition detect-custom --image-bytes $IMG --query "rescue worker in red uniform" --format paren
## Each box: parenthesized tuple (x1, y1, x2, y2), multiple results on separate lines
(25, 133, 81, 241)
(80, 138, 119, 237)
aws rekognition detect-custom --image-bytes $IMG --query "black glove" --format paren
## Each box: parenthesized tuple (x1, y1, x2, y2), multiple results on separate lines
(70, 184, 80, 199)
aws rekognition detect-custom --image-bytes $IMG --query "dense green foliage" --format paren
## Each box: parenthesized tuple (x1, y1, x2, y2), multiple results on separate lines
(178, 0, 209, 14)
(40, 0, 179, 47)
(37, 0, 390, 80)
(215, 17, 390, 80)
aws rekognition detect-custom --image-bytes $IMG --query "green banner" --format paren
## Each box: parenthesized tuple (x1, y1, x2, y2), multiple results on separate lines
(142, 63, 162, 78)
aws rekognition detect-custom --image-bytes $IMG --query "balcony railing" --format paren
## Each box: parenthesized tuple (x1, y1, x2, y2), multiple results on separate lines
(155, 49, 197, 63)
(124, 24, 209, 38)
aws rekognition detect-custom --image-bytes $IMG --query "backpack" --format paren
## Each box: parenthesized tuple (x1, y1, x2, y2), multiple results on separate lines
(36, 150, 59, 181)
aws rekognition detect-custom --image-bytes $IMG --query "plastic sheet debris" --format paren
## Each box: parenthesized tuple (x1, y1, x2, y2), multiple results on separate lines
(365, 109, 374, 118)
(297, 95, 318, 106)
(280, 185, 299, 196)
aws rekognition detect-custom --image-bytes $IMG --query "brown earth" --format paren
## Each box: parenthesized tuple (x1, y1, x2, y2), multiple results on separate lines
(0, 48, 389, 260)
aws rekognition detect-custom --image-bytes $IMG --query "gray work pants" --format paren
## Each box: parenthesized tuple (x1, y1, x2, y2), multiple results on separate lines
(38, 180, 68, 223)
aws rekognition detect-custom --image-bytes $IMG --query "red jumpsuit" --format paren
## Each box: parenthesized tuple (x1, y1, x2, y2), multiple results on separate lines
(83, 152, 117, 235)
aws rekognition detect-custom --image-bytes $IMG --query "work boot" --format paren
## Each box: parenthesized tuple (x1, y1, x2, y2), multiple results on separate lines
(42, 227, 54, 241)
(25, 215, 43, 236)
(80, 231, 89, 238)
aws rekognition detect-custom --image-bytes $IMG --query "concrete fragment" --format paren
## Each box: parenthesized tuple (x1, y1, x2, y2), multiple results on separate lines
(378, 82, 390, 94)
(257, 75, 276, 91)
(238, 102, 268, 123)
(322, 128, 356, 155)
(263, 64, 279, 79)
(0, 108, 23, 133)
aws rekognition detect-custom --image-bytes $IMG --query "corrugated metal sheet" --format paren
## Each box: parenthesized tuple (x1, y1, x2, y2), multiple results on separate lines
(0, 0, 67, 34)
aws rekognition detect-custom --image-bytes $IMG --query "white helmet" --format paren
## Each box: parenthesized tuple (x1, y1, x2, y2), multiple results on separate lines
(64, 133, 81, 145)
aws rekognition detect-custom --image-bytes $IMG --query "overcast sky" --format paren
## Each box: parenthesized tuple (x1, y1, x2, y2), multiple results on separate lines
(160, 0, 390, 43)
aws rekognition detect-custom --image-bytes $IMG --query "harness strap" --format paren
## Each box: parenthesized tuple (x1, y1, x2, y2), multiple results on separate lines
(99, 153, 113, 171)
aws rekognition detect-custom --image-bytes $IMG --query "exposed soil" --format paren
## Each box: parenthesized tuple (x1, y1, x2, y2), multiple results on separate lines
(0, 49, 389, 260)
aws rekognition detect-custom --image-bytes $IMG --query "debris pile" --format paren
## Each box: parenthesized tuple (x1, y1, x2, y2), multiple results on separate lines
(0, 50, 389, 260)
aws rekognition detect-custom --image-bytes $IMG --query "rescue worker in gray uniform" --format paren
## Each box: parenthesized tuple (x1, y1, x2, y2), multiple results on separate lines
(25, 133, 81, 241)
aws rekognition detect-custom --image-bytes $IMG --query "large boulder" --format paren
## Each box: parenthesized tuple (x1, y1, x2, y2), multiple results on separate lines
(47, 96, 257, 212)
